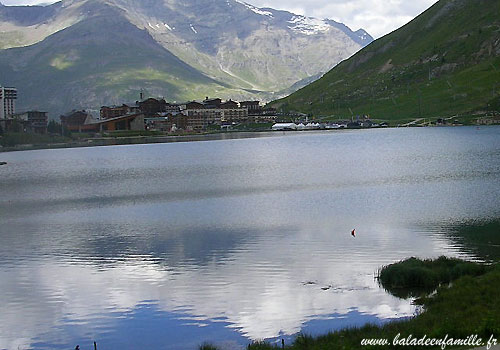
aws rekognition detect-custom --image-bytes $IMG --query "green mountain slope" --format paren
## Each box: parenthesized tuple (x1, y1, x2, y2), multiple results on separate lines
(0, 5, 242, 115)
(270, 0, 500, 123)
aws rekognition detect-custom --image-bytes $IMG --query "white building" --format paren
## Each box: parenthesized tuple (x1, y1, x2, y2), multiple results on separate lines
(0, 86, 17, 120)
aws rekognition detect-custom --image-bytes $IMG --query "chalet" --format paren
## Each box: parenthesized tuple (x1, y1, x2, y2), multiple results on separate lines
(220, 100, 239, 109)
(240, 101, 260, 114)
(184, 101, 204, 110)
(203, 97, 222, 108)
(12, 111, 48, 134)
(86, 113, 145, 132)
(137, 98, 167, 116)
(146, 113, 188, 132)
(60, 111, 93, 132)
(165, 103, 181, 113)
(100, 104, 132, 119)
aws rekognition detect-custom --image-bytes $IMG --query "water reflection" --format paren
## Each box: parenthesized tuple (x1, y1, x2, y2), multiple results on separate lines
(0, 126, 499, 349)
(0, 220, 471, 350)
(419, 219, 500, 262)
(0, 238, 414, 349)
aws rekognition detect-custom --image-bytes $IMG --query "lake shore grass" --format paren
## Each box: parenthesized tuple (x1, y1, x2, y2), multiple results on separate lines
(202, 258, 499, 350)
(378, 256, 489, 298)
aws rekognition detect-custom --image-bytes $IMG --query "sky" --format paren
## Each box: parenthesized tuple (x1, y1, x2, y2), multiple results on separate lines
(0, 0, 439, 38)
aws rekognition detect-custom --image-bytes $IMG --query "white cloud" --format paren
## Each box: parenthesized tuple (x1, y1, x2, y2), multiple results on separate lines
(0, 0, 439, 38)
(251, 0, 438, 38)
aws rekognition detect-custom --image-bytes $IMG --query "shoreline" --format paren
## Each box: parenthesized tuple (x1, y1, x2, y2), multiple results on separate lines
(0, 131, 278, 153)
(0, 128, 370, 153)
(0, 125, 482, 153)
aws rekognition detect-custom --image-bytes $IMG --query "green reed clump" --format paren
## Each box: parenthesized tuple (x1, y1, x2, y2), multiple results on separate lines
(378, 256, 488, 297)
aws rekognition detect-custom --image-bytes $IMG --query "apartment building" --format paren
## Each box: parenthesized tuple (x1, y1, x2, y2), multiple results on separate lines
(0, 86, 17, 120)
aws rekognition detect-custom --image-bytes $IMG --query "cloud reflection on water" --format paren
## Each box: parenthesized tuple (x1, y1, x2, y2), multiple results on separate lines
(0, 219, 466, 349)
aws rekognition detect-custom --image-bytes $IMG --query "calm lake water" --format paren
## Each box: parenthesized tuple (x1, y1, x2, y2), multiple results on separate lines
(1, 126, 499, 350)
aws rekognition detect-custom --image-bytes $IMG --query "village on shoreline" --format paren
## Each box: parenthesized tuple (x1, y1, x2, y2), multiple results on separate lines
(2, 86, 500, 152)
(1, 88, 389, 135)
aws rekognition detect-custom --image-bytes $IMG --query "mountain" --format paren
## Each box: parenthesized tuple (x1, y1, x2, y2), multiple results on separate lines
(0, 0, 373, 117)
(0, 5, 234, 115)
(270, 0, 500, 123)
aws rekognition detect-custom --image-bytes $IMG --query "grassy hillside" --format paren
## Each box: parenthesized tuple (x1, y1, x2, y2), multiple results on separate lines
(270, 0, 500, 123)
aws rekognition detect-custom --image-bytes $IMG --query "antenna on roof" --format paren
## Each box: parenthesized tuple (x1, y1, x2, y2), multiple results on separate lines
(140, 88, 144, 101)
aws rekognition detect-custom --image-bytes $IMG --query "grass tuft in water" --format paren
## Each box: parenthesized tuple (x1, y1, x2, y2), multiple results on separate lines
(378, 256, 489, 298)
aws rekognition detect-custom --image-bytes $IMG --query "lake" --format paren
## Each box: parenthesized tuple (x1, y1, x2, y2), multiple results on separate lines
(1, 126, 499, 350)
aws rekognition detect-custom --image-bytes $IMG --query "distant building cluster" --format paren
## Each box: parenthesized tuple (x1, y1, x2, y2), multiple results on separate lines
(61, 97, 277, 133)
(0, 86, 50, 134)
(0, 86, 278, 135)
(0, 87, 387, 136)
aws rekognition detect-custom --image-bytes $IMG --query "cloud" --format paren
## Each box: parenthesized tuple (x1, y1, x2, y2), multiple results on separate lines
(248, 0, 439, 38)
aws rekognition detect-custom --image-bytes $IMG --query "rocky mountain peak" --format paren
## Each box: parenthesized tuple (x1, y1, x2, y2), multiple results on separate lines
(0, 0, 373, 116)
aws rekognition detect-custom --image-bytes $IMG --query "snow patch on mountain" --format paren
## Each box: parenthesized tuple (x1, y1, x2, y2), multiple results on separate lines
(359, 32, 369, 40)
(288, 15, 330, 35)
(234, 0, 273, 17)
